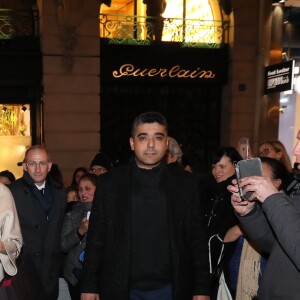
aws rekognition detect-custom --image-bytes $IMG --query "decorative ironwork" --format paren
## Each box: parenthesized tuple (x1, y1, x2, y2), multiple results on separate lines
(99, 13, 229, 47)
(0, 9, 39, 39)
(100, 14, 152, 45)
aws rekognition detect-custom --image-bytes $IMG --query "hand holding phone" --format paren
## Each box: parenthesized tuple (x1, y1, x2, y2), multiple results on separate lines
(235, 157, 262, 201)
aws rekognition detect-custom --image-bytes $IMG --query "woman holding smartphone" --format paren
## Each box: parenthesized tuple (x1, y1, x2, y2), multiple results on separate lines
(227, 157, 289, 300)
(228, 133, 300, 300)
(61, 173, 97, 300)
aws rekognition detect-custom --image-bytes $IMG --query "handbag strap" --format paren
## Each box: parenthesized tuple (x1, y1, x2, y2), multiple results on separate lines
(208, 234, 224, 274)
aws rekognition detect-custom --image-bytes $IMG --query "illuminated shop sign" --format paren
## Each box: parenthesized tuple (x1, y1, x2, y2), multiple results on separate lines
(101, 43, 228, 84)
(112, 64, 216, 79)
(264, 60, 295, 94)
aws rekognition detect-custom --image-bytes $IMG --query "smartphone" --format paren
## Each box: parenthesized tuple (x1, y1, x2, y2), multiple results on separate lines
(235, 157, 262, 201)
(86, 211, 91, 220)
(238, 137, 250, 159)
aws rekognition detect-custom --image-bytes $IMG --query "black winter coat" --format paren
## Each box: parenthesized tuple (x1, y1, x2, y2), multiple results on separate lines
(9, 172, 66, 300)
(81, 161, 211, 300)
(201, 175, 238, 271)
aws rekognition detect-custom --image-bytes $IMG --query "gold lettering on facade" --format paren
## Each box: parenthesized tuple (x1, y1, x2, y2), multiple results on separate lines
(190, 68, 205, 78)
(169, 66, 181, 77)
(148, 69, 160, 77)
(159, 69, 168, 77)
(112, 64, 216, 79)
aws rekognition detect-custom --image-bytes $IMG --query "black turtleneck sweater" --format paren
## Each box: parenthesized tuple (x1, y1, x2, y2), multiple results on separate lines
(130, 159, 171, 290)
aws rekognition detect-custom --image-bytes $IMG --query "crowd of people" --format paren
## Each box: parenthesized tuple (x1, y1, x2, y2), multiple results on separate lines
(0, 111, 299, 300)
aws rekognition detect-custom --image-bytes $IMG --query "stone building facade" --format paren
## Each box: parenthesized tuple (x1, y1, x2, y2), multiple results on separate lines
(2, 0, 293, 182)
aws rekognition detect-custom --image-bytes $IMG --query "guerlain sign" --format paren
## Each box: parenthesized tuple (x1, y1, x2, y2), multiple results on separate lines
(100, 42, 228, 84)
(112, 64, 216, 79)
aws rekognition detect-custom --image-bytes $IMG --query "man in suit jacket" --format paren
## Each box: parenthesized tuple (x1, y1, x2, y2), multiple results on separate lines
(81, 112, 210, 300)
(9, 145, 66, 300)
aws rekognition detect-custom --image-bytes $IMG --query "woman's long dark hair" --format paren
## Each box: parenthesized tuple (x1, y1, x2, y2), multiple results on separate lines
(260, 157, 289, 191)
(211, 146, 243, 165)
(78, 173, 98, 187)
(70, 167, 89, 188)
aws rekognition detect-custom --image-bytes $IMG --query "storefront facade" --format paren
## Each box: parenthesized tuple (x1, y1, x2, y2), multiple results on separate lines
(0, 0, 298, 182)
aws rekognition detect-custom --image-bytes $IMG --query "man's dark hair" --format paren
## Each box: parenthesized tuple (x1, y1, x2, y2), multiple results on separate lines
(131, 111, 168, 136)
(0, 170, 16, 183)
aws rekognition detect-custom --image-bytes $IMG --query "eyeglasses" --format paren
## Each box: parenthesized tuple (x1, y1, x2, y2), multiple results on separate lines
(258, 148, 273, 157)
(25, 161, 49, 168)
(90, 167, 107, 174)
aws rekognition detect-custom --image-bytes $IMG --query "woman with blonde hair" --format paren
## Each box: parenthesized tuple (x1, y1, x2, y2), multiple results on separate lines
(258, 140, 293, 173)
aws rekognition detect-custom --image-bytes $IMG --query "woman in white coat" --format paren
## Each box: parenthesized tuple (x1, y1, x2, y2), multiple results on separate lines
(0, 182, 22, 286)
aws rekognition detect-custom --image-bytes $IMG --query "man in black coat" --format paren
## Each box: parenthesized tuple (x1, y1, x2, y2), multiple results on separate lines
(81, 112, 210, 300)
(9, 145, 66, 300)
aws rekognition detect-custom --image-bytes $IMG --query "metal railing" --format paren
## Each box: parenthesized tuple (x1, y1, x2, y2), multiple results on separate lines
(0, 9, 39, 39)
(100, 14, 230, 48)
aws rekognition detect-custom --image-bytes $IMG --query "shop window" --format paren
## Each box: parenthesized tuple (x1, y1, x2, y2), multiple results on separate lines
(0, 104, 32, 179)
(162, 0, 216, 43)
(100, 0, 224, 45)
(0, 104, 30, 136)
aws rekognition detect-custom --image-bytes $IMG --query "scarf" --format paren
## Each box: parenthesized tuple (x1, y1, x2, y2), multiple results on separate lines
(235, 238, 261, 300)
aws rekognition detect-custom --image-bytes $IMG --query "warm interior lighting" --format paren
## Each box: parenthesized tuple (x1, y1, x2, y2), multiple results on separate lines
(0, 104, 32, 179)
(270, 49, 283, 62)
(162, 0, 214, 43)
